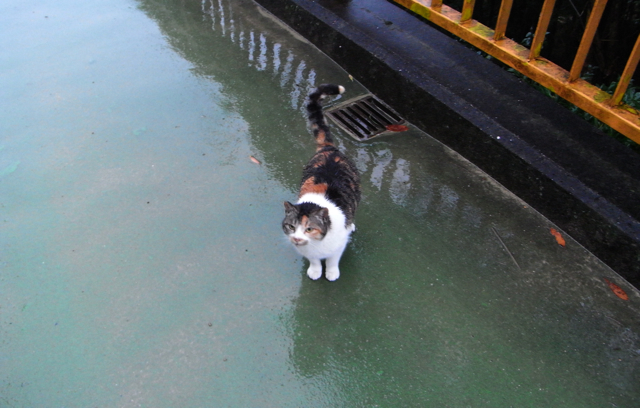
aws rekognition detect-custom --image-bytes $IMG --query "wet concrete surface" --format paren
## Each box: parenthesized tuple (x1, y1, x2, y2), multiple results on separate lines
(1, 0, 639, 406)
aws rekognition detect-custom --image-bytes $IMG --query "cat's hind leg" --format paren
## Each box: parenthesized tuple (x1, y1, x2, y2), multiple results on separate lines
(306, 258, 323, 280)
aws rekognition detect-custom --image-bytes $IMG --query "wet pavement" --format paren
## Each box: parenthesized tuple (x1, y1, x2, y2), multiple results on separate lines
(1, 0, 639, 406)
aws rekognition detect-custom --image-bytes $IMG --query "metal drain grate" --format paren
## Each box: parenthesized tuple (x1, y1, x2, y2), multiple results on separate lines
(325, 94, 405, 141)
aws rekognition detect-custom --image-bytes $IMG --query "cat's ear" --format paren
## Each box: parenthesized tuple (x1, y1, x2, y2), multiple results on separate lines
(320, 207, 330, 223)
(284, 201, 297, 213)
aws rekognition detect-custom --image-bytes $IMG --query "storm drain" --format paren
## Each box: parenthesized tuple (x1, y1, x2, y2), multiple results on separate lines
(325, 94, 406, 141)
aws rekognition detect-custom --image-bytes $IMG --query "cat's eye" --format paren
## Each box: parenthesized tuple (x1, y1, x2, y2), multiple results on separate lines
(286, 224, 295, 231)
(305, 227, 314, 233)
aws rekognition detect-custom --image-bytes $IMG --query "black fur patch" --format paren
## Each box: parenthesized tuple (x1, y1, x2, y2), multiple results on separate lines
(307, 84, 343, 148)
(284, 84, 360, 231)
(300, 149, 360, 226)
(302, 84, 360, 226)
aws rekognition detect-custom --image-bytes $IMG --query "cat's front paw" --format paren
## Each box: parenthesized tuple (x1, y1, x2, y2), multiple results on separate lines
(307, 264, 323, 280)
(325, 267, 340, 281)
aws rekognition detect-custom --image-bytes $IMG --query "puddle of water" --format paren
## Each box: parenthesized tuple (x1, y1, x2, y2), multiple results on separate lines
(1, 0, 639, 407)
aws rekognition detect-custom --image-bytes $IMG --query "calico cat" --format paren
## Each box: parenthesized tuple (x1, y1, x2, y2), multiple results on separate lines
(282, 84, 361, 281)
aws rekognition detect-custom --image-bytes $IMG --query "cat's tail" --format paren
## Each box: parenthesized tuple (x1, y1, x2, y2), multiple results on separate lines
(307, 84, 344, 149)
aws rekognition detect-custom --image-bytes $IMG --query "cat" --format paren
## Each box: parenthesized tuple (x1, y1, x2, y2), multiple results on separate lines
(282, 84, 361, 281)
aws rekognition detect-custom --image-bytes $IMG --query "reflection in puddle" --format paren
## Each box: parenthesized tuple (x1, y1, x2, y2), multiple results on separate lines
(354, 147, 371, 174)
(280, 50, 295, 89)
(258, 33, 268, 71)
(272, 42, 281, 74)
(370, 149, 393, 190)
(200, 0, 326, 112)
(389, 158, 411, 206)
(291, 61, 306, 109)
(248, 31, 255, 61)
(436, 184, 459, 216)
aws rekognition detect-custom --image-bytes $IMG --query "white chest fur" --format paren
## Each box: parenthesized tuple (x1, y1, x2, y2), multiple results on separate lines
(293, 193, 355, 261)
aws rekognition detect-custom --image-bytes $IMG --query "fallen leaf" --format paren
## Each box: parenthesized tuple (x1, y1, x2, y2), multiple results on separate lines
(348, 74, 354, 81)
(250, 156, 261, 165)
(550, 228, 566, 247)
(386, 124, 409, 132)
(604, 278, 629, 300)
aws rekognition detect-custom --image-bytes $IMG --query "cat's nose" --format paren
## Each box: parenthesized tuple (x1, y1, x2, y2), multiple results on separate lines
(292, 237, 306, 246)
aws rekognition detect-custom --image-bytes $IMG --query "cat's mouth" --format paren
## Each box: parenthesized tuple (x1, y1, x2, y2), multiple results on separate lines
(291, 238, 309, 247)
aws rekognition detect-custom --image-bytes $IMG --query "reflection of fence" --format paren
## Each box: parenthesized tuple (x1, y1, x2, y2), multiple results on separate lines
(391, 0, 640, 144)
(202, 0, 318, 110)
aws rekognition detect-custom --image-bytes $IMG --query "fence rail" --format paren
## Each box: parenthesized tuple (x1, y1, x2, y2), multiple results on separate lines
(390, 0, 640, 144)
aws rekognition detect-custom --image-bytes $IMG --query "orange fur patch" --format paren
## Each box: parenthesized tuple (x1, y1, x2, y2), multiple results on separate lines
(299, 178, 328, 196)
(299, 216, 321, 238)
(314, 130, 333, 150)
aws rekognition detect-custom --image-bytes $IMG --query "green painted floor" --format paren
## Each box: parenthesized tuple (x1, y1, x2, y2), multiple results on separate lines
(1, 0, 639, 406)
